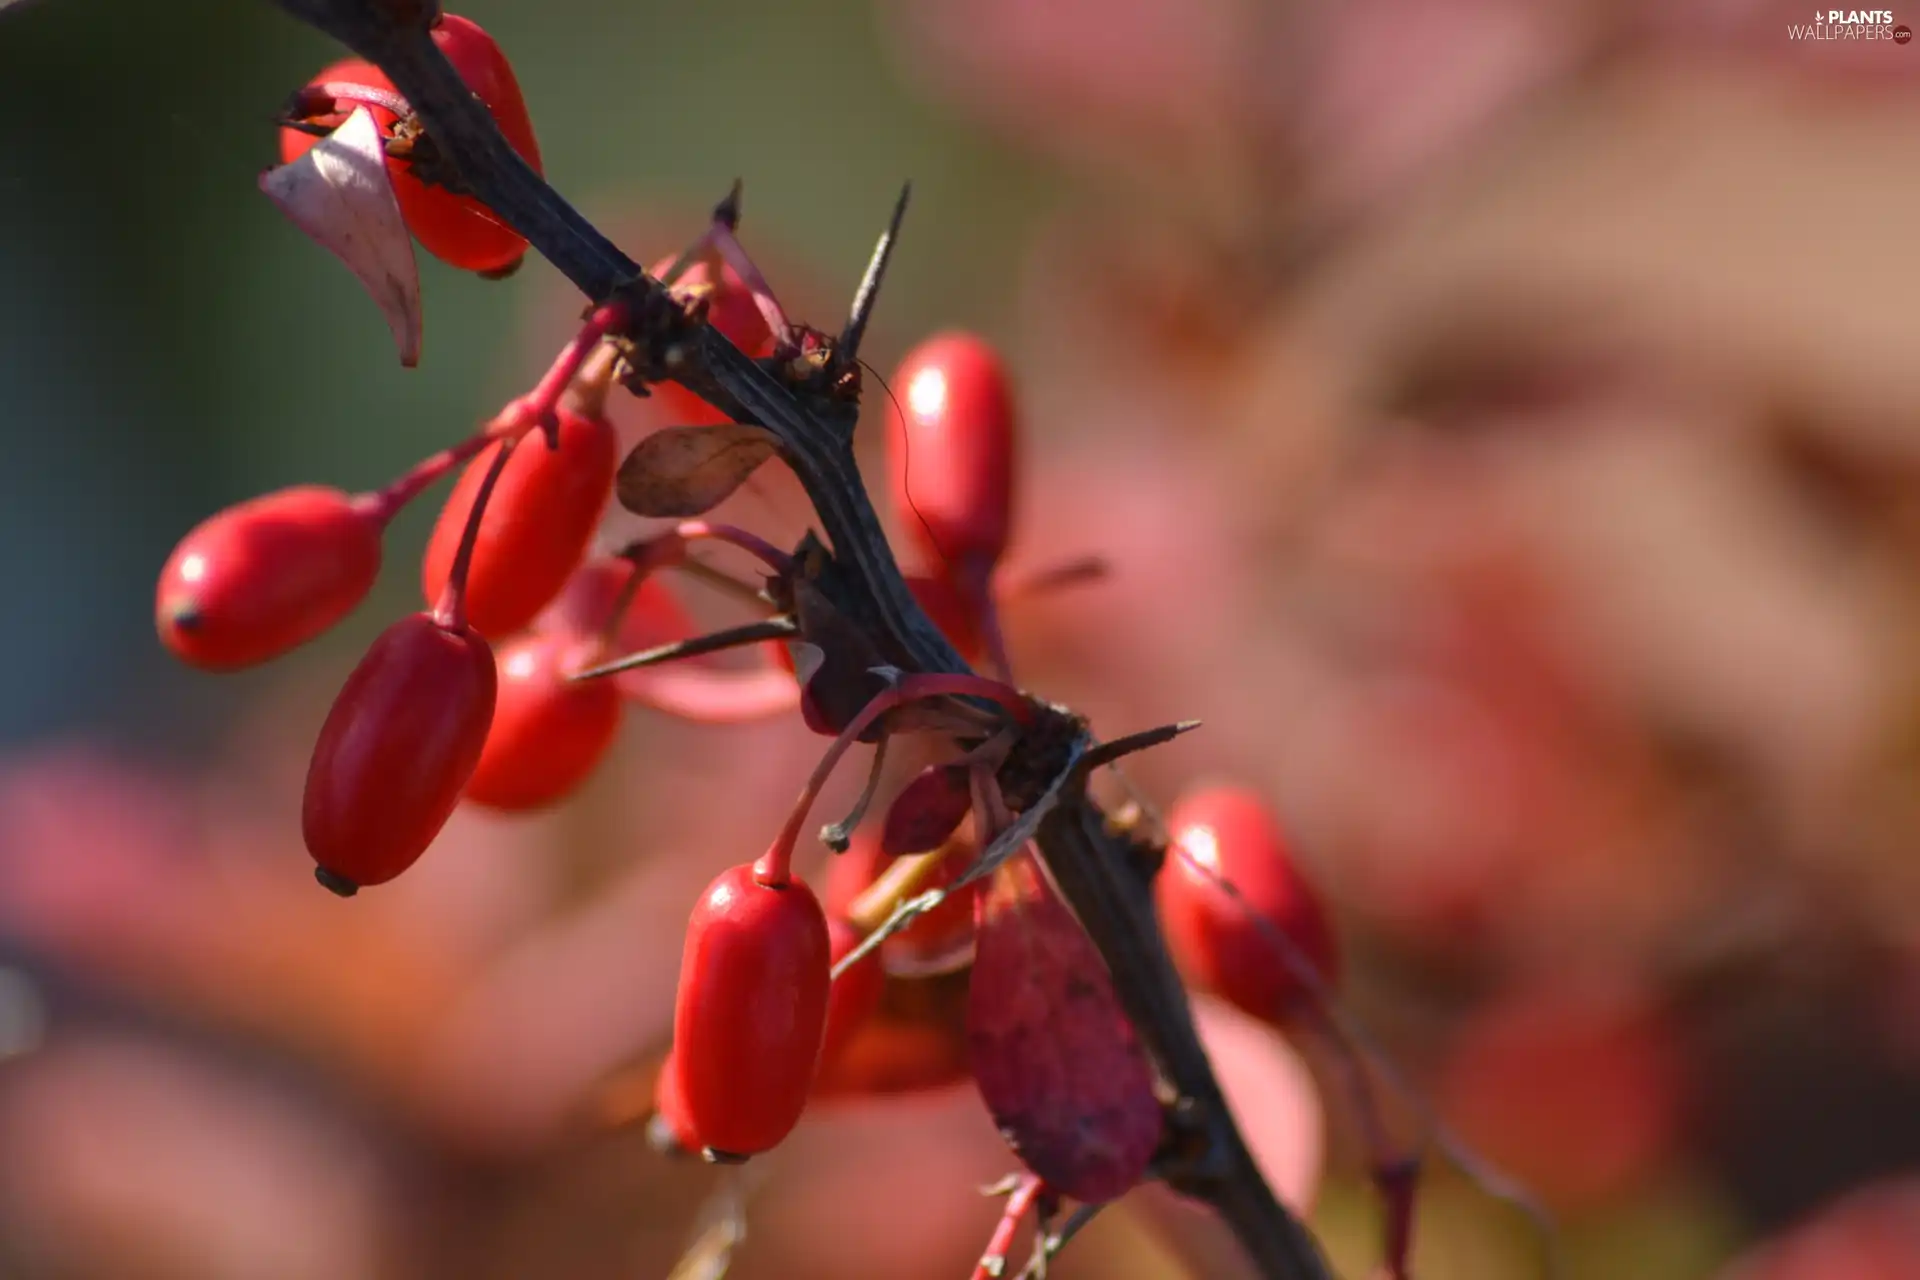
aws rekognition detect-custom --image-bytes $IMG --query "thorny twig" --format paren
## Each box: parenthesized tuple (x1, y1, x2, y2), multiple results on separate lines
(262, 4, 1332, 1275)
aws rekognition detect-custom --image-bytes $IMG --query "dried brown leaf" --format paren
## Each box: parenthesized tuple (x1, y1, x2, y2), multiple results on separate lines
(258, 107, 422, 367)
(617, 423, 778, 518)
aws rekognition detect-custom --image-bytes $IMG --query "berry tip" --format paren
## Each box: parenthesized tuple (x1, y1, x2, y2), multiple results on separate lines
(314, 865, 360, 897)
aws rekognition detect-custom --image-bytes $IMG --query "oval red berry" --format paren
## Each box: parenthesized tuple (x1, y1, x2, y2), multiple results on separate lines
(884, 331, 1018, 586)
(1157, 784, 1338, 1024)
(280, 16, 543, 275)
(303, 612, 497, 893)
(463, 632, 623, 812)
(671, 864, 831, 1157)
(421, 408, 619, 639)
(156, 485, 382, 671)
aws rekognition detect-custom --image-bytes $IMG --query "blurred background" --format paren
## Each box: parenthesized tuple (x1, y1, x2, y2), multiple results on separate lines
(2, 0, 1919, 1276)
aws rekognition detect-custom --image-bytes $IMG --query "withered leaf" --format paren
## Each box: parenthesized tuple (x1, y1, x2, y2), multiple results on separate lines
(617, 422, 777, 518)
(967, 853, 1161, 1204)
(258, 106, 422, 367)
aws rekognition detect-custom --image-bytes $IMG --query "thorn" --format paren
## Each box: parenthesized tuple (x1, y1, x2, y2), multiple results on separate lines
(571, 618, 797, 680)
(839, 182, 911, 364)
(1081, 720, 1202, 771)
(712, 179, 743, 230)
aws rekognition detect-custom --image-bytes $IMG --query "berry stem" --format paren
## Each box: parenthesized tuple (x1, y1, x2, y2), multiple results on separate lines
(360, 423, 513, 525)
(971, 1174, 1049, 1280)
(753, 672, 1032, 887)
(302, 80, 414, 120)
(497, 299, 629, 447)
(966, 566, 1015, 684)
(671, 520, 793, 575)
(431, 434, 517, 631)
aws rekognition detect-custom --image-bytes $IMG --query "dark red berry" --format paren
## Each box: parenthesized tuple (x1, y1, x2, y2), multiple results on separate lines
(462, 632, 623, 811)
(671, 863, 831, 1157)
(420, 408, 619, 639)
(303, 612, 497, 893)
(1157, 784, 1338, 1023)
(884, 331, 1018, 593)
(156, 485, 382, 672)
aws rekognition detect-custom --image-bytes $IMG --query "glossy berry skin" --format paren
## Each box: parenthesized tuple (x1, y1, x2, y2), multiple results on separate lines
(279, 16, 542, 274)
(303, 612, 497, 894)
(672, 864, 831, 1157)
(421, 408, 619, 639)
(817, 917, 885, 1074)
(1156, 785, 1338, 1023)
(462, 633, 623, 812)
(883, 331, 1018, 589)
(156, 485, 382, 671)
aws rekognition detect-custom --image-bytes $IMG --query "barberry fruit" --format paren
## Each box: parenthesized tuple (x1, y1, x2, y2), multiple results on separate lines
(420, 407, 619, 638)
(279, 14, 542, 275)
(883, 331, 1018, 601)
(462, 632, 623, 811)
(303, 611, 497, 894)
(1157, 784, 1339, 1023)
(156, 485, 383, 671)
(671, 862, 831, 1157)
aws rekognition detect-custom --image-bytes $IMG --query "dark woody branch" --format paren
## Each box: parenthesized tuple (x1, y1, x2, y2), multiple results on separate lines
(265, 5, 1331, 1276)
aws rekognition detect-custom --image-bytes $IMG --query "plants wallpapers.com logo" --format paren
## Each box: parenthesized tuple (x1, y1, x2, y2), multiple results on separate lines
(1788, 9, 1915, 40)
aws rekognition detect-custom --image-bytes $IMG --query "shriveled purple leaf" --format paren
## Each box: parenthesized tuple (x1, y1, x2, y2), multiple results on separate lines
(967, 853, 1162, 1204)
(616, 422, 777, 518)
(258, 106, 421, 368)
(882, 762, 973, 856)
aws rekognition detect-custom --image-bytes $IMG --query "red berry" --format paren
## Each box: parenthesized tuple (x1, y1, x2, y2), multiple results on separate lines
(641, 252, 778, 425)
(156, 485, 382, 671)
(303, 612, 497, 894)
(883, 332, 1018, 592)
(818, 917, 884, 1075)
(1156, 784, 1338, 1023)
(651, 253, 776, 358)
(421, 408, 619, 639)
(279, 16, 543, 275)
(462, 632, 623, 812)
(672, 863, 831, 1157)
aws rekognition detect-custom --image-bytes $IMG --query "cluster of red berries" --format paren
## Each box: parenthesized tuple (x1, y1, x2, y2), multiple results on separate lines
(158, 12, 1343, 1234)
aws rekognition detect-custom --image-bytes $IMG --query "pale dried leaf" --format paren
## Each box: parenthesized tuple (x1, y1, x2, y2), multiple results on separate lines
(258, 107, 422, 368)
(617, 423, 778, 517)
